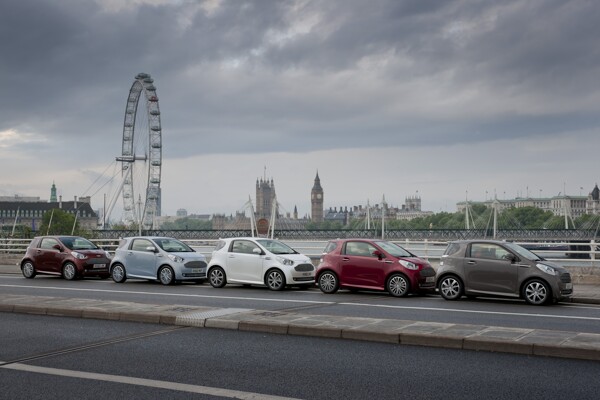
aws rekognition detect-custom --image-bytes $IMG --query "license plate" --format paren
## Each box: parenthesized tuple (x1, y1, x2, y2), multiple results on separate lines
(565, 283, 572, 289)
(190, 268, 206, 273)
(426, 276, 435, 283)
(93, 264, 106, 269)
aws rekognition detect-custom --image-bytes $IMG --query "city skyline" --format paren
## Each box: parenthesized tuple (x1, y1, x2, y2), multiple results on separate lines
(1, 1, 599, 219)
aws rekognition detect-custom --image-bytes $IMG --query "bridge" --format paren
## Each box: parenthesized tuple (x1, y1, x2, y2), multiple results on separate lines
(90, 228, 599, 241)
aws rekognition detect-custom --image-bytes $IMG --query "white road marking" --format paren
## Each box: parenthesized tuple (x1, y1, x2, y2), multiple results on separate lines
(1, 362, 302, 399)
(338, 302, 600, 321)
(0, 284, 335, 305)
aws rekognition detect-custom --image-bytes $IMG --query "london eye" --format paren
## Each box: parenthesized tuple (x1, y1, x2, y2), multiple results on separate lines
(115, 72, 162, 229)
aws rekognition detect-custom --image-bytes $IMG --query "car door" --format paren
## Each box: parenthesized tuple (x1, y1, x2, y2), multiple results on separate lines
(464, 243, 518, 294)
(126, 238, 158, 278)
(37, 237, 64, 273)
(340, 241, 384, 288)
(226, 240, 264, 283)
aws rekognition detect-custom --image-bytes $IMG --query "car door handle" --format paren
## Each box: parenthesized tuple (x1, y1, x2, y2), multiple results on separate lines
(228, 255, 235, 258)
(467, 260, 476, 265)
(342, 257, 350, 261)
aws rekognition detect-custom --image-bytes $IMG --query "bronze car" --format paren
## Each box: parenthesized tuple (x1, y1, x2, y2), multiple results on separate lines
(436, 240, 572, 305)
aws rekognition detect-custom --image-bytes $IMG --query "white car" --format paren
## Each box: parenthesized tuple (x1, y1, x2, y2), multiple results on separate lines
(110, 236, 207, 285)
(207, 237, 315, 290)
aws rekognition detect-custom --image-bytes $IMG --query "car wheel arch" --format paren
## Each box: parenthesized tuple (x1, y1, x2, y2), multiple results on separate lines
(385, 272, 411, 297)
(264, 267, 287, 290)
(520, 277, 553, 304)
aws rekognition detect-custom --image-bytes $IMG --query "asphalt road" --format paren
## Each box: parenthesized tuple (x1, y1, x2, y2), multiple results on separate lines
(2, 274, 600, 334)
(2, 313, 600, 400)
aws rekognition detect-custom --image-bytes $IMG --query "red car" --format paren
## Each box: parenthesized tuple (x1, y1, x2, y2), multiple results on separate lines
(316, 239, 436, 297)
(20, 236, 111, 280)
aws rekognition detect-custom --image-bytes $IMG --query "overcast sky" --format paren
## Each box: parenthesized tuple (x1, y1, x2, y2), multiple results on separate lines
(1, 0, 599, 220)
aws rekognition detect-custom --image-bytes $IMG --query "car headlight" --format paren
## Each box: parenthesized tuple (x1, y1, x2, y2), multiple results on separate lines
(276, 256, 294, 266)
(399, 260, 419, 270)
(70, 251, 87, 260)
(168, 254, 184, 263)
(536, 263, 557, 275)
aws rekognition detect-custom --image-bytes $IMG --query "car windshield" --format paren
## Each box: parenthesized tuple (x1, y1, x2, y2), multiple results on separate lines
(256, 239, 298, 255)
(374, 241, 413, 257)
(59, 237, 98, 250)
(505, 242, 542, 261)
(153, 238, 194, 253)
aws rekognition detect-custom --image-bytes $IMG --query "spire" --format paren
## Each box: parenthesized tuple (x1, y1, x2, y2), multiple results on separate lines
(312, 170, 322, 190)
(50, 181, 57, 203)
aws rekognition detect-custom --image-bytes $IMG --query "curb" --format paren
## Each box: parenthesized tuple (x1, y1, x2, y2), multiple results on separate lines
(1, 295, 600, 362)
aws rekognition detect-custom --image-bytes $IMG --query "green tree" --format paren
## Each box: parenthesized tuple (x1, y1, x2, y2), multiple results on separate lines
(38, 209, 88, 236)
(160, 217, 212, 230)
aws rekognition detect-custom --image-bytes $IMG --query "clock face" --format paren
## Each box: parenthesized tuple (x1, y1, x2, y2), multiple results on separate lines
(317, 194, 322, 199)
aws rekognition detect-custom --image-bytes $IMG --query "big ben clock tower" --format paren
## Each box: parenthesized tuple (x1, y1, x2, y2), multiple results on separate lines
(311, 171, 324, 223)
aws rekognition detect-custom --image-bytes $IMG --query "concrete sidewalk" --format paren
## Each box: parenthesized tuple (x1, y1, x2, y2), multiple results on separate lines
(1, 294, 600, 362)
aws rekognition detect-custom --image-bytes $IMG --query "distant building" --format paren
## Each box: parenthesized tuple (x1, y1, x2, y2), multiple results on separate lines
(256, 177, 277, 219)
(311, 172, 324, 223)
(0, 195, 98, 232)
(456, 187, 595, 219)
(176, 208, 188, 217)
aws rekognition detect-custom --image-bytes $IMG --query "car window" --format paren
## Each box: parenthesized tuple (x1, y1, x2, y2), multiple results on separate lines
(40, 238, 60, 250)
(469, 243, 511, 261)
(131, 239, 154, 252)
(60, 237, 98, 250)
(323, 241, 338, 254)
(153, 238, 193, 252)
(231, 240, 260, 254)
(344, 241, 377, 257)
(443, 243, 462, 256)
(256, 239, 297, 255)
(374, 241, 412, 257)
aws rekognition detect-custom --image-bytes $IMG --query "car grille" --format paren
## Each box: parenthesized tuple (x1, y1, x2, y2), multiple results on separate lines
(294, 263, 314, 272)
(292, 277, 314, 282)
(560, 273, 571, 283)
(182, 273, 207, 278)
(419, 267, 436, 278)
(185, 261, 207, 269)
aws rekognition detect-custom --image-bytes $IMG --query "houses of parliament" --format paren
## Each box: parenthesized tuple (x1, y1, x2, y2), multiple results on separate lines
(211, 172, 429, 230)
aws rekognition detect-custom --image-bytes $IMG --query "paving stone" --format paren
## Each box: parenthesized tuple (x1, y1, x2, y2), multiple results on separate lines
(398, 322, 454, 334)
(239, 320, 289, 334)
(518, 330, 577, 345)
(401, 333, 464, 349)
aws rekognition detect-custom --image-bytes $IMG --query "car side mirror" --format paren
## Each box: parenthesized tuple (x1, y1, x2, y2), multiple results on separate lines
(53, 244, 63, 252)
(252, 248, 262, 255)
(503, 253, 516, 263)
(146, 246, 157, 253)
(372, 250, 384, 260)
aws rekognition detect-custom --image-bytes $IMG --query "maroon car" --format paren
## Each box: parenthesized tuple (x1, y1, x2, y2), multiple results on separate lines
(20, 236, 111, 280)
(316, 239, 436, 297)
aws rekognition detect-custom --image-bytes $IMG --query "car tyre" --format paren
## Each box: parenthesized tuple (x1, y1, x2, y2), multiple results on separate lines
(523, 279, 551, 305)
(209, 267, 227, 288)
(21, 261, 36, 279)
(62, 262, 77, 281)
(318, 271, 339, 294)
(266, 269, 286, 291)
(387, 273, 410, 297)
(439, 275, 463, 300)
(158, 266, 176, 285)
(111, 264, 127, 283)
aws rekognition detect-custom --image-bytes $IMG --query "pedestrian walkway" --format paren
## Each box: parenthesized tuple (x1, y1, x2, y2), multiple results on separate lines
(1, 294, 600, 362)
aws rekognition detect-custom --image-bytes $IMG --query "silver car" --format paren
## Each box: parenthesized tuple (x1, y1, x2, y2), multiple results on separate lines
(436, 240, 573, 305)
(110, 236, 207, 285)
